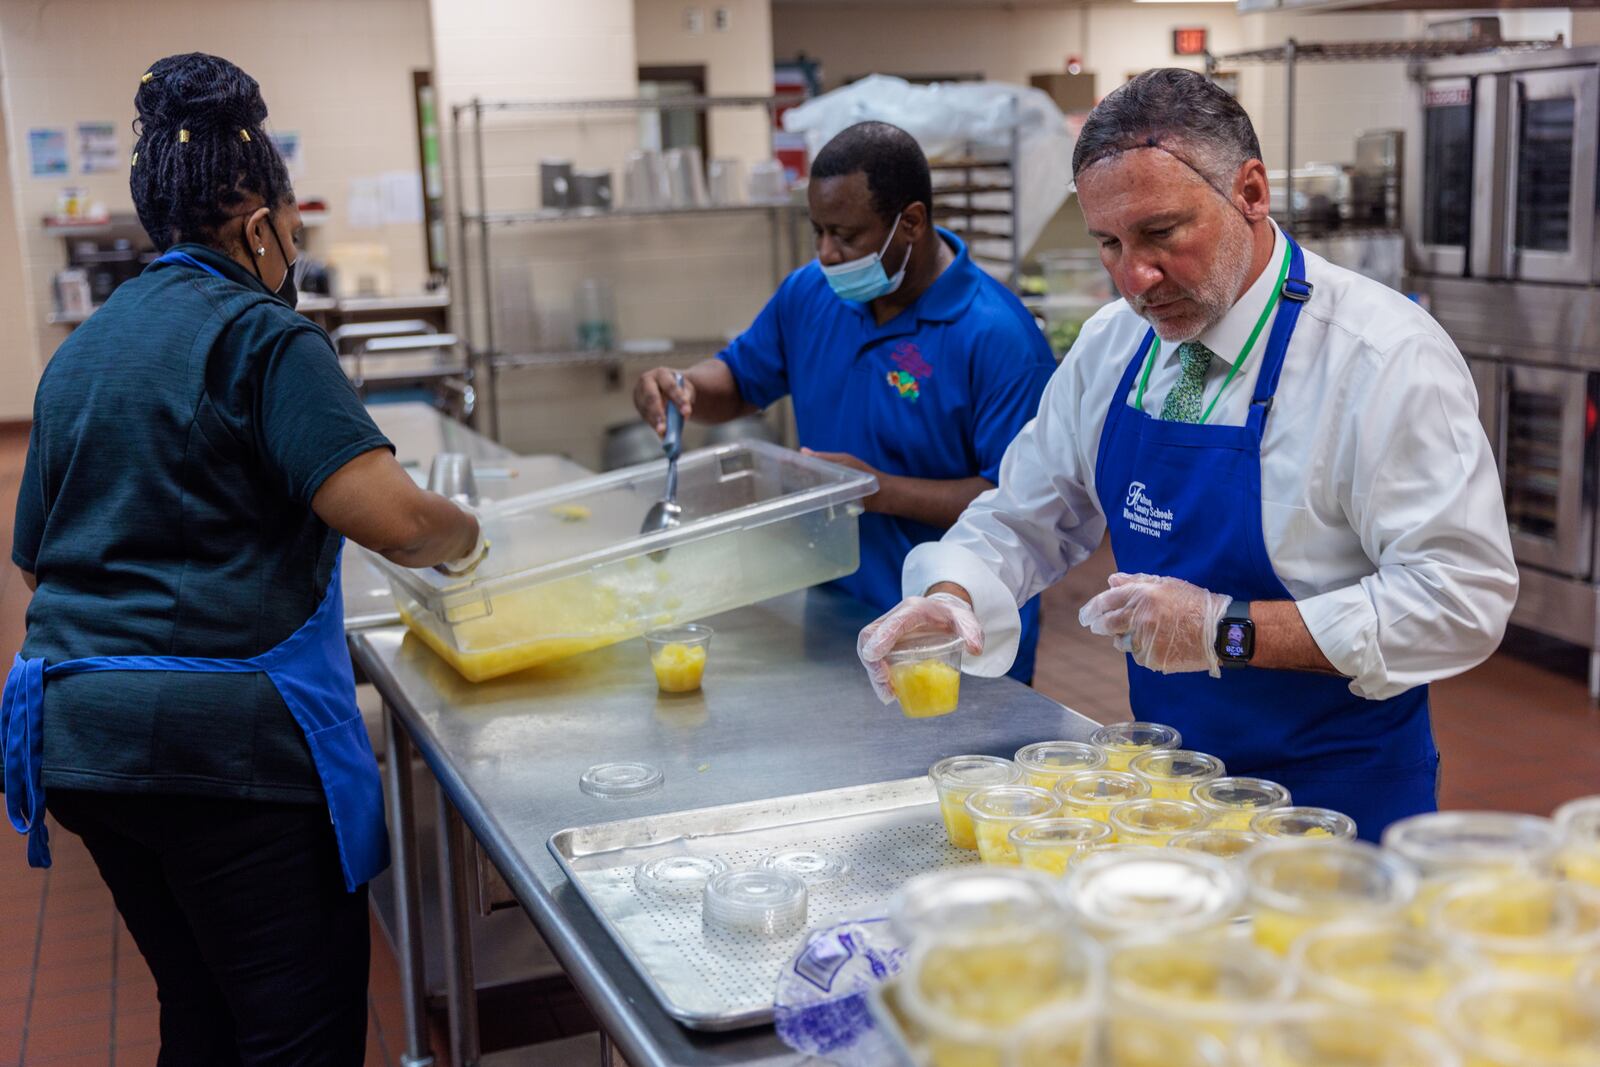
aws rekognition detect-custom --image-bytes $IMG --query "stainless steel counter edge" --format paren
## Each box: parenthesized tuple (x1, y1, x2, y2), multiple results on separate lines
(351, 630, 782, 1067)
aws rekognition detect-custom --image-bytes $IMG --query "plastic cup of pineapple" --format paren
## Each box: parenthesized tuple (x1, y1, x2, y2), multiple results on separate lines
(1250, 805, 1358, 842)
(1016, 1008, 1229, 1067)
(1108, 798, 1211, 847)
(885, 632, 965, 718)
(1009, 817, 1113, 877)
(1428, 874, 1600, 979)
(1382, 811, 1564, 925)
(1127, 749, 1225, 801)
(1244, 840, 1418, 956)
(1109, 937, 1292, 1045)
(1441, 973, 1600, 1067)
(1014, 740, 1107, 790)
(1234, 1005, 1463, 1067)
(1555, 796, 1600, 890)
(1090, 722, 1182, 772)
(1170, 828, 1264, 862)
(929, 756, 1022, 851)
(643, 624, 712, 693)
(898, 921, 1104, 1067)
(1052, 770, 1152, 827)
(1192, 777, 1292, 831)
(1291, 918, 1471, 1026)
(965, 785, 1061, 866)
(1065, 848, 1243, 943)
(888, 867, 1064, 944)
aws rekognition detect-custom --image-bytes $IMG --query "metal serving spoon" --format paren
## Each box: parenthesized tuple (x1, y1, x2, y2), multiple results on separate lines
(639, 373, 686, 559)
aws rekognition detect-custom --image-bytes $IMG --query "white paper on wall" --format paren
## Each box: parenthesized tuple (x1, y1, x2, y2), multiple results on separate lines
(347, 177, 384, 229)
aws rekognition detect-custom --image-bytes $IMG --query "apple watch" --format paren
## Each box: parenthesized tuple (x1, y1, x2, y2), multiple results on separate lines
(1215, 600, 1254, 669)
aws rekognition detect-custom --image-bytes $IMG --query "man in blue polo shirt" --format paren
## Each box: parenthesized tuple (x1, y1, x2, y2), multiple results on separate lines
(634, 121, 1053, 682)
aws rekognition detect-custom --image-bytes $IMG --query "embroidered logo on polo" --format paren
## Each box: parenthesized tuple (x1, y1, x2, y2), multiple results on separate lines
(885, 341, 932, 403)
(1123, 481, 1174, 539)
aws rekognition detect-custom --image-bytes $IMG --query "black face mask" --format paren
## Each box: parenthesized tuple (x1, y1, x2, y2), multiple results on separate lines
(249, 214, 299, 308)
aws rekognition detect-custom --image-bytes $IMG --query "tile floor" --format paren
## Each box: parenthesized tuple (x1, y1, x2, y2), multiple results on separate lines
(2, 420, 1598, 1064)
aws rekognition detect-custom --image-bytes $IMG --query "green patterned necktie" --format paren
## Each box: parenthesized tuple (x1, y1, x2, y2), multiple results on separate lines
(1159, 340, 1216, 423)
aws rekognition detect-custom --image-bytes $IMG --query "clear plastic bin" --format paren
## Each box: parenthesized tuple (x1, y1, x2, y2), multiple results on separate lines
(373, 441, 875, 681)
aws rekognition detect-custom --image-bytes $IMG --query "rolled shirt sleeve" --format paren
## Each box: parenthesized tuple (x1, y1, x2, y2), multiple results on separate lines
(1294, 331, 1518, 700)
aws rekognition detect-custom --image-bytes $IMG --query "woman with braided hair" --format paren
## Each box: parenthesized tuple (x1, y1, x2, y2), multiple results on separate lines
(3, 53, 482, 1064)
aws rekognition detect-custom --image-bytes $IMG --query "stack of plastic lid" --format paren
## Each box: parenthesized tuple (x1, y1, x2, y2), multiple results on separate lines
(702, 869, 808, 937)
(579, 761, 664, 799)
(634, 855, 727, 899)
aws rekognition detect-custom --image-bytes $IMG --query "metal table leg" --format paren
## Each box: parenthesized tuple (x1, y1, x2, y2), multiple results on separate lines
(437, 790, 482, 1067)
(383, 706, 435, 1067)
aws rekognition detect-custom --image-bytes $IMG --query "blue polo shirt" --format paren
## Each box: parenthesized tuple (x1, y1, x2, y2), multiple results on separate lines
(720, 229, 1052, 682)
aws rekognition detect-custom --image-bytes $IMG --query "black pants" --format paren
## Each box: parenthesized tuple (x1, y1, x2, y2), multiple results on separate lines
(47, 789, 369, 1067)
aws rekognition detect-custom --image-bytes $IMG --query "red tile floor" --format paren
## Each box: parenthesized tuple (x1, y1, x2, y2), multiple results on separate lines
(2, 421, 1598, 1064)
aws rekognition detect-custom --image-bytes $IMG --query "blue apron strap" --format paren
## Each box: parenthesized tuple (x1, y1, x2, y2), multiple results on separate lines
(2, 655, 50, 868)
(46, 654, 260, 677)
(1247, 235, 1311, 437)
(151, 249, 227, 280)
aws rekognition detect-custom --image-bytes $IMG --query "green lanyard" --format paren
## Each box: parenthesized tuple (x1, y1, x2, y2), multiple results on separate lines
(1132, 242, 1294, 426)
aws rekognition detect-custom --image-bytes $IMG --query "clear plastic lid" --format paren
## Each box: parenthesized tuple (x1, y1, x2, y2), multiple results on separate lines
(1251, 806, 1358, 841)
(579, 761, 664, 799)
(1192, 776, 1292, 815)
(928, 754, 1021, 793)
(702, 869, 808, 936)
(634, 855, 727, 898)
(964, 784, 1060, 823)
(1234, 1005, 1464, 1067)
(759, 849, 850, 885)
(1107, 799, 1210, 841)
(1169, 828, 1263, 860)
(643, 623, 714, 650)
(1014, 741, 1107, 779)
(1440, 974, 1600, 1067)
(1128, 748, 1226, 785)
(888, 867, 1063, 942)
(1064, 849, 1244, 939)
(883, 631, 965, 665)
(1090, 721, 1182, 755)
(1245, 840, 1418, 918)
(1053, 770, 1152, 809)
(1380, 811, 1561, 876)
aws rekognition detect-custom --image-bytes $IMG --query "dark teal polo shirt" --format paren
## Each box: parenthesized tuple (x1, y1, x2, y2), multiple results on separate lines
(11, 244, 391, 802)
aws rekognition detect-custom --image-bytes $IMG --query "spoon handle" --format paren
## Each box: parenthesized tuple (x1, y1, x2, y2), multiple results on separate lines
(663, 373, 685, 460)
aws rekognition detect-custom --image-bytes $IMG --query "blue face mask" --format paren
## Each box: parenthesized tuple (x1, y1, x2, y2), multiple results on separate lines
(820, 211, 912, 303)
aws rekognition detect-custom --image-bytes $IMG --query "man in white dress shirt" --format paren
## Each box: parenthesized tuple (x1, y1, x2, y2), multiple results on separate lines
(857, 69, 1517, 838)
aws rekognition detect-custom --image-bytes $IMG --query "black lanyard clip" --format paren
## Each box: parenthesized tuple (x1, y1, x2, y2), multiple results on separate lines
(1281, 277, 1314, 303)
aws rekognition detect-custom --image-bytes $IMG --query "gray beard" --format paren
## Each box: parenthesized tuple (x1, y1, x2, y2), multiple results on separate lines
(1135, 219, 1256, 344)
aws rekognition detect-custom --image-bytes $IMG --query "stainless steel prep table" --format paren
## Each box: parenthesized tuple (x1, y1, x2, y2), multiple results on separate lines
(352, 588, 1102, 1067)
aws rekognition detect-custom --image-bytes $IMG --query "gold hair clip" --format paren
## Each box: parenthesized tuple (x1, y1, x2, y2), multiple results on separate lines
(178, 129, 190, 143)
(140, 71, 153, 84)
(131, 151, 138, 167)
(239, 129, 251, 143)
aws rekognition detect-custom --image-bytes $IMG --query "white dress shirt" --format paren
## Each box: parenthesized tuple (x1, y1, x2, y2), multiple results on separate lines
(905, 221, 1518, 701)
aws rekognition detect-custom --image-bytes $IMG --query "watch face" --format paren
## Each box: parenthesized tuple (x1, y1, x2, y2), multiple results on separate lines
(1221, 621, 1252, 661)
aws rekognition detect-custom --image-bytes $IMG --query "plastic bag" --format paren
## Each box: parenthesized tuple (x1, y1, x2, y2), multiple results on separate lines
(782, 75, 1077, 266)
(773, 917, 909, 1066)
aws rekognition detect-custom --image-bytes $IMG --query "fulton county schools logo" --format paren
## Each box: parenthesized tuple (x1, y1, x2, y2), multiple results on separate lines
(1123, 481, 1174, 539)
(886, 369, 920, 401)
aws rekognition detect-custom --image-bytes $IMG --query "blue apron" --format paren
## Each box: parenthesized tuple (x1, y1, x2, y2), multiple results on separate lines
(1, 250, 388, 892)
(1092, 236, 1438, 842)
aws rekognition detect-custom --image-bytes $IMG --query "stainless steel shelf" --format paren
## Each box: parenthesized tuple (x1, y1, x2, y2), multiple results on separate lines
(1215, 36, 1564, 66)
(455, 94, 806, 115)
(489, 339, 727, 372)
(47, 308, 96, 325)
(463, 203, 802, 227)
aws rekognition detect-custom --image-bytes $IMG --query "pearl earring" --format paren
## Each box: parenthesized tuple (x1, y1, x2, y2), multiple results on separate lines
(256, 247, 266, 256)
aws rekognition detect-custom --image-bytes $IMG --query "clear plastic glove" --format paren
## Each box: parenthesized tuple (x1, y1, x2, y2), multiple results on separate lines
(436, 504, 491, 577)
(1077, 572, 1231, 677)
(857, 592, 984, 704)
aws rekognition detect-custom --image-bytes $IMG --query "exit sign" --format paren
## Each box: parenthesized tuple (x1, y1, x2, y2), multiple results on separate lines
(1172, 27, 1208, 56)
